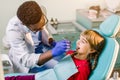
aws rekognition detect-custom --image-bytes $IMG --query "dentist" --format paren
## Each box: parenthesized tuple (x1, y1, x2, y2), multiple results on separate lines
(3, 1, 70, 73)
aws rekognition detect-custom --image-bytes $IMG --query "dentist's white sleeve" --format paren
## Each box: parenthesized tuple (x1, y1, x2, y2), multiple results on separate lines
(6, 25, 40, 71)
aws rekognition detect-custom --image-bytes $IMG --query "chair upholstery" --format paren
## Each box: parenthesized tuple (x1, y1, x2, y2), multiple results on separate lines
(89, 15, 120, 80)
(100, 14, 120, 37)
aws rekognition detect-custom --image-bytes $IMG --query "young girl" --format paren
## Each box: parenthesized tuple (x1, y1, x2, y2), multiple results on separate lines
(67, 30, 105, 80)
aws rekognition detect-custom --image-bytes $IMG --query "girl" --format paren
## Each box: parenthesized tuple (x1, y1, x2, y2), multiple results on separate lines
(67, 30, 105, 80)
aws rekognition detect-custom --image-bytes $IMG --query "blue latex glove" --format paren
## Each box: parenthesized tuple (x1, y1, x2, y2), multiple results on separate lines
(52, 40, 71, 57)
(50, 41, 56, 47)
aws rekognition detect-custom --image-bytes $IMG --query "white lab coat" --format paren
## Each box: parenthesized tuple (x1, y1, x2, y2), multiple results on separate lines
(3, 16, 57, 73)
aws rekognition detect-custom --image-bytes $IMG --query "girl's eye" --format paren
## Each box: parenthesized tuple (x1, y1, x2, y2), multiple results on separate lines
(81, 40, 85, 43)
(78, 39, 85, 44)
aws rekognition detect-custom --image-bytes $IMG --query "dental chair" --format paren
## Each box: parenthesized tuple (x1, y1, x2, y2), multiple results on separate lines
(89, 14, 120, 80)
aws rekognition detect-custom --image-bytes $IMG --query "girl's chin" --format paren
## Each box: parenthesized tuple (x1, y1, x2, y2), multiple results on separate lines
(76, 48, 81, 54)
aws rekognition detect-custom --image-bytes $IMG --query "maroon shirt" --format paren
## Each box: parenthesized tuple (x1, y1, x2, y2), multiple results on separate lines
(5, 75, 35, 80)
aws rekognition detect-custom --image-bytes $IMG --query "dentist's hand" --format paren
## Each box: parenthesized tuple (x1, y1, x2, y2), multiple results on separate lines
(52, 40, 71, 57)
(49, 38, 56, 47)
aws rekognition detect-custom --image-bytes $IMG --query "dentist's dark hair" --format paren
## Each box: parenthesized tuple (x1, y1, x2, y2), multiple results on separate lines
(17, 1, 43, 26)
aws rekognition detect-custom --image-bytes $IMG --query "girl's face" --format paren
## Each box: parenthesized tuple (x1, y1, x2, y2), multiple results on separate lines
(76, 35, 94, 56)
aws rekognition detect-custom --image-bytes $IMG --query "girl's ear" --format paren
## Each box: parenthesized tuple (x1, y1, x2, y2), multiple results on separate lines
(89, 49, 96, 54)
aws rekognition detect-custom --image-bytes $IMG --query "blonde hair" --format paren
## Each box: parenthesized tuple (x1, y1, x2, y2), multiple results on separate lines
(81, 30, 105, 70)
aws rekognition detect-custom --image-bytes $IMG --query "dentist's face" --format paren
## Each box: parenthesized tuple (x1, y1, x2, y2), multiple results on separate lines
(29, 14, 48, 32)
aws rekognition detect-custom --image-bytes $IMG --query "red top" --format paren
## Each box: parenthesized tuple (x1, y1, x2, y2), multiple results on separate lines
(67, 50, 90, 80)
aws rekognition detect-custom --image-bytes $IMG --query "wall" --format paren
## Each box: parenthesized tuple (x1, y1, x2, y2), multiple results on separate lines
(0, 0, 29, 53)
(40, 0, 106, 21)
(0, 0, 106, 53)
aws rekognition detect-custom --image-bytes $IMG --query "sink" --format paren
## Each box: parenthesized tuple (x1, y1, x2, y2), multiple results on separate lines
(47, 21, 87, 50)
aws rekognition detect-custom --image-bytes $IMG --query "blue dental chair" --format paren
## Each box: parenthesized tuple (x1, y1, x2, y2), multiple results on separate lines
(89, 14, 120, 80)
(4, 15, 120, 80)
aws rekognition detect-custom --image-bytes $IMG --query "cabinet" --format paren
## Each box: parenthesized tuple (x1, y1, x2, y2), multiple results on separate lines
(76, 9, 120, 29)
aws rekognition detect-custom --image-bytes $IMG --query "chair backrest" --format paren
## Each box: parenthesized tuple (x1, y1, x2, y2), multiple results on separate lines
(89, 15, 120, 80)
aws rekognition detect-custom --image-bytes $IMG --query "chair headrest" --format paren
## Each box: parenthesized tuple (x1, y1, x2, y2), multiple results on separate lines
(100, 15, 120, 37)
